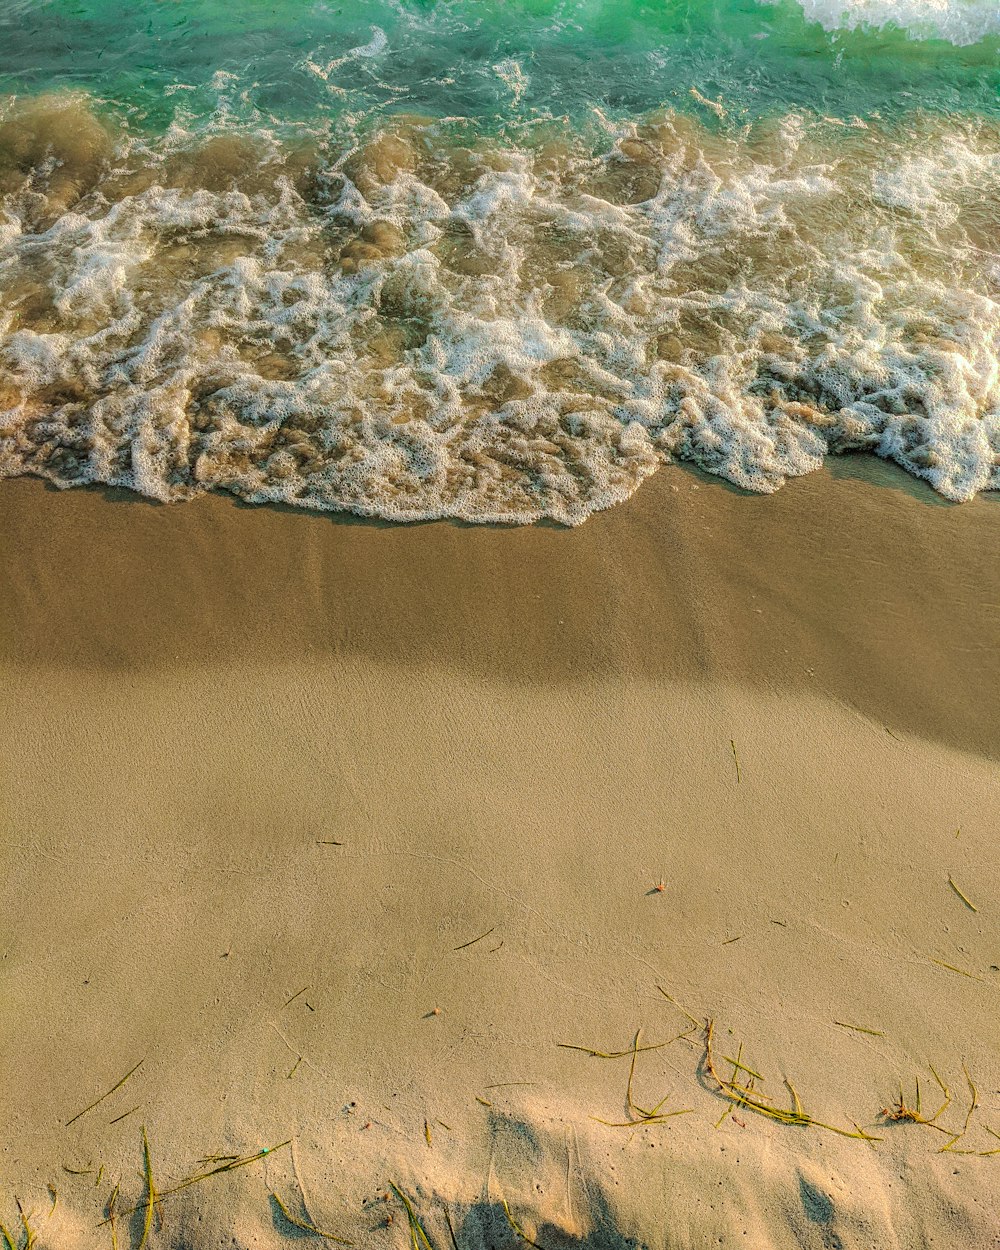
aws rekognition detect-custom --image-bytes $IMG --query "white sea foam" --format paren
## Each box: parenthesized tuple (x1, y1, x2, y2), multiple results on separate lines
(304, 25, 389, 83)
(786, 0, 1000, 45)
(1, 104, 999, 523)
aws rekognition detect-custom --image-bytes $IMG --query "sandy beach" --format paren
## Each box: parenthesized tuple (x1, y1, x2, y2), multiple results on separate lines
(3, 460, 1000, 1249)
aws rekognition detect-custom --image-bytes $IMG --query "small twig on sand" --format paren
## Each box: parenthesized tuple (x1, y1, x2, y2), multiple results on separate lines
(453, 926, 496, 952)
(834, 1021, 884, 1038)
(557, 1033, 687, 1060)
(66, 1060, 145, 1127)
(442, 1205, 459, 1250)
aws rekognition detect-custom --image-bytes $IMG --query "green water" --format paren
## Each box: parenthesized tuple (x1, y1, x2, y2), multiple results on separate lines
(2, 0, 999, 136)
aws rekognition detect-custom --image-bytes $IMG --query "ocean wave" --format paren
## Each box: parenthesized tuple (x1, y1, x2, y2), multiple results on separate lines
(787, 0, 1000, 45)
(1, 96, 999, 524)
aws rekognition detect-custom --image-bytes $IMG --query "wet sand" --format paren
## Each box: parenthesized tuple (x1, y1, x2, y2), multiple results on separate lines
(3, 457, 999, 753)
(2, 461, 1000, 1249)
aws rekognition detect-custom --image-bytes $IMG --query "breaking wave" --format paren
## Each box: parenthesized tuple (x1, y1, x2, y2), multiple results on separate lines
(1, 96, 999, 524)
(788, 0, 1000, 46)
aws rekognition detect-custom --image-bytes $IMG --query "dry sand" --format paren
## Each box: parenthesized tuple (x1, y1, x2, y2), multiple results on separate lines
(2, 460, 1000, 1249)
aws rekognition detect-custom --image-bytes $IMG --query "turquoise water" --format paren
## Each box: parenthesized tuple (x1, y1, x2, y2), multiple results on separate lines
(2, 0, 999, 133)
(1, 1, 1000, 521)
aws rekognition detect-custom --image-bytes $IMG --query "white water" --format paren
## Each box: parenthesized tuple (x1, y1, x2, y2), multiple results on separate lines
(2, 102, 1000, 523)
(788, 0, 1000, 45)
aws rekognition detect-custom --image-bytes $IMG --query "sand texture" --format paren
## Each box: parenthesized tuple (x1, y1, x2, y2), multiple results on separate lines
(2, 461, 1000, 1249)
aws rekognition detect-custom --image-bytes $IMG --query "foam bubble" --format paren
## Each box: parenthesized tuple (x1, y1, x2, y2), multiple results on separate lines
(786, 0, 1000, 45)
(1, 100, 999, 523)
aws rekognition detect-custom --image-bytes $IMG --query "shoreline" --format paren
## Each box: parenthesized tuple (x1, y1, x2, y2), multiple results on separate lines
(2, 457, 998, 757)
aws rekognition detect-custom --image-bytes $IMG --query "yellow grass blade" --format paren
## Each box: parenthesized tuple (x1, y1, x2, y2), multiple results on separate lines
(388, 1183, 435, 1250)
(722, 1055, 766, 1083)
(930, 958, 980, 980)
(947, 876, 978, 913)
(961, 1063, 978, 1135)
(501, 1198, 546, 1250)
(591, 1109, 693, 1128)
(105, 1183, 120, 1250)
(703, 1021, 880, 1142)
(15, 1200, 35, 1250)
(655, 986, 701, 1029)
(557, 1038, 676, 1059)
(99, 1142, 290, 1226)
(137, 1128, 158, 1250)
(270, 1192, 353, 1244)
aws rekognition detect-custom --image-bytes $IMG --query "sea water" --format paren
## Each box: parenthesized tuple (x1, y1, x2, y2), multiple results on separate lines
(1, 0, 999, 522)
